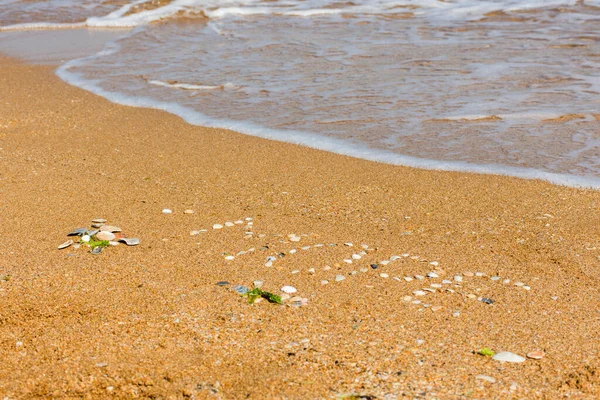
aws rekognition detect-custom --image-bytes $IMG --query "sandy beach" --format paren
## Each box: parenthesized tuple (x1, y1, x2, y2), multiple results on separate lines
(1, 54, 600, 398)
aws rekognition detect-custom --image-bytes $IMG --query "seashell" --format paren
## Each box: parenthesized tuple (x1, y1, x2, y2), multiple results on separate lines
(58, 240, 73, 250)
(253, 280, 263, 288)
(96, 231, 115, 241)
(92, 218, 107, 224)
(281, 285, 297, 294)
(213, 224, 223, 229)
(216, 281, 230, 286)
(90, 246, 103, 255)
(108, 241, 119, 246)
(91, 223, 104, 228)
(87, 229, 99, 236)
(81, 235, 91, 243)
(118, 237, 139, 246)
(427, 272, 439, 278)
(184, 209, 195, 214)
(162, 209, 172, 214)
(335, 275, 345, 282)
(492, 352, 526, 363)
(99, 225, 121, 233)
(67, 228, 87, 236)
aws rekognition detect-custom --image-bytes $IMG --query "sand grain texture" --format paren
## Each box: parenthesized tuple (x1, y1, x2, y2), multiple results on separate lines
(1, 56, 600, 399)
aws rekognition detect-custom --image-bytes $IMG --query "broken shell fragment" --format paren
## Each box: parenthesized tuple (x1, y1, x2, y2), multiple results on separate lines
(118, 237, 140, 246)
(67, 228, 88, 236)
(90, 246, 103, 255)
(58, 240, 73, 250)
(92, 218, 107, 223)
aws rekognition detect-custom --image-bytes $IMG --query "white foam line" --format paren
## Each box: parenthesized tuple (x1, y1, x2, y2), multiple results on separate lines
(148, 80, 221, 90)
(55, 35, 600, 191)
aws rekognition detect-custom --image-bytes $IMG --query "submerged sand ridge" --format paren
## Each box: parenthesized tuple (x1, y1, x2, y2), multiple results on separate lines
(1, 56, 600, 398)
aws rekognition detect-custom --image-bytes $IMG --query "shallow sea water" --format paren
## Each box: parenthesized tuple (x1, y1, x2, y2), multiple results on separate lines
(1, 0, 600, 187)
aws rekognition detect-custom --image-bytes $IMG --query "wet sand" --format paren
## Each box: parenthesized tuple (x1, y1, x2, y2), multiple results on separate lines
(1, 55, 600, 399)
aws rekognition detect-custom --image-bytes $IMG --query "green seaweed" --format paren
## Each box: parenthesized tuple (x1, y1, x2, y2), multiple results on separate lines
(477, 347, 496, 357)
(243, 288, 282, 305)
(82, 236, 110, 250)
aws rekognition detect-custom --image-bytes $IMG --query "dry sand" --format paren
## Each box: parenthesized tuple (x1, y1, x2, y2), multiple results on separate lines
(1, 55, 600, 399)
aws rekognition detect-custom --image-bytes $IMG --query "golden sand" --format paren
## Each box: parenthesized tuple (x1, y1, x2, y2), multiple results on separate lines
(1, 56, 600, 398)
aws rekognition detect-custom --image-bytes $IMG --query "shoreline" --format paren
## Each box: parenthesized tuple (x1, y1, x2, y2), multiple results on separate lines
(1, 54, 600, 398)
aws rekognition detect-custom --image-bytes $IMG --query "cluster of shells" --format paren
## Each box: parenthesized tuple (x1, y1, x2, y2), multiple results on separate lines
(57, 218, 140, 254)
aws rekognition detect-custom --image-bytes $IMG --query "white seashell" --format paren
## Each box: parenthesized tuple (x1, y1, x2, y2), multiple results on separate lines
(454, 275, 463, 282)
(380, 260, 390, 266)
(81, 235, 90, 243)
(224, 256, 235, 260)
(91, 218, 107, 223)
(402, 296, 412, 302)
(344, 242, 353, 247)
(281, 285, 297, 294)
(343, 259, 353, 264)
(213, 224, 223, 229)
(225, 222, 234, 227)
(96, 231, 115, 241)
(58, 240, 73, 250)
(430, 261, 439, 266)
(404, 276, 413, 282)
(352, 254, 361, 260)
(162, 209, 172, 214)
(335, 275, 345, 282)
(183, 210, 195, 214)
(234, 220, 243, 224)
(413, 290, 427, 296)
(321, 280, 329, 285)
(427, 272, 439, 278)
(390, 255, 400, 261)
(379, 273, 389, 278)
(253, 280, 263, 288)
(492, 352, 526, 363)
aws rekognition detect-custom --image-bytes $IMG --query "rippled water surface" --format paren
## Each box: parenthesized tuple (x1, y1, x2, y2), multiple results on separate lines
(2, 0, 600, 186)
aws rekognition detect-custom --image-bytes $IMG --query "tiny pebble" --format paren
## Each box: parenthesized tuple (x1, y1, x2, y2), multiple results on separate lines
(412, 300, 421, 304)
(360, 267, 368, 273)
(289, 249, 297, 254)
(352, 254, 361, 260)
(184, 209, 195, 214)
(430, 283, 442, 288)
(225, 222, 234, 227)
(415, 275, 424, 280)
(234, 220, 243, 224)
(403, 296, 412, 302)
(430, 261, 439, 266)
(216, 281, 230, 286)
(523, 285, 531, 290)
(190, 230, 200, 236)
(464, 272, 474, 277)
(380, 260, 390, 266)
(413, 290, 427, 296)
(370, 264, 379, 269)
(475, 272, 484, 277)
(323, 265, 331, 271)
(390, 255, 401, 261)
(162, 209, 172, 214)
(335, 275, 345, 282)
(453, 311, 460, 317)
(481, 297, 494, 304)
(404, 276, 413, 282)
(467, 294, 477, 299)
(344, 259, 353, 264)
(503, 279, 510, 284)
(526, 351, 545, 360)
(514, 281, 525, 287)
(379, 273, 389, 278)
(308, 268, 315, 274)
(431, 306, 443, 311)
(321, 280, 329, 285)
(427, 272, 439, 278)
(551, 296, 558, 300)
(291, 270, 300, 274)
(213, 224, 223, 229)
(253, 280, 263, 288)
(442, 279, 452, 284)
(344, 242, 353, 247)
(225, 256, 235, 261)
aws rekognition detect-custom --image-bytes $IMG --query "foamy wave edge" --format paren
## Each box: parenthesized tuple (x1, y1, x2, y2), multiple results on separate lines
(55, 41, 600, 191)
